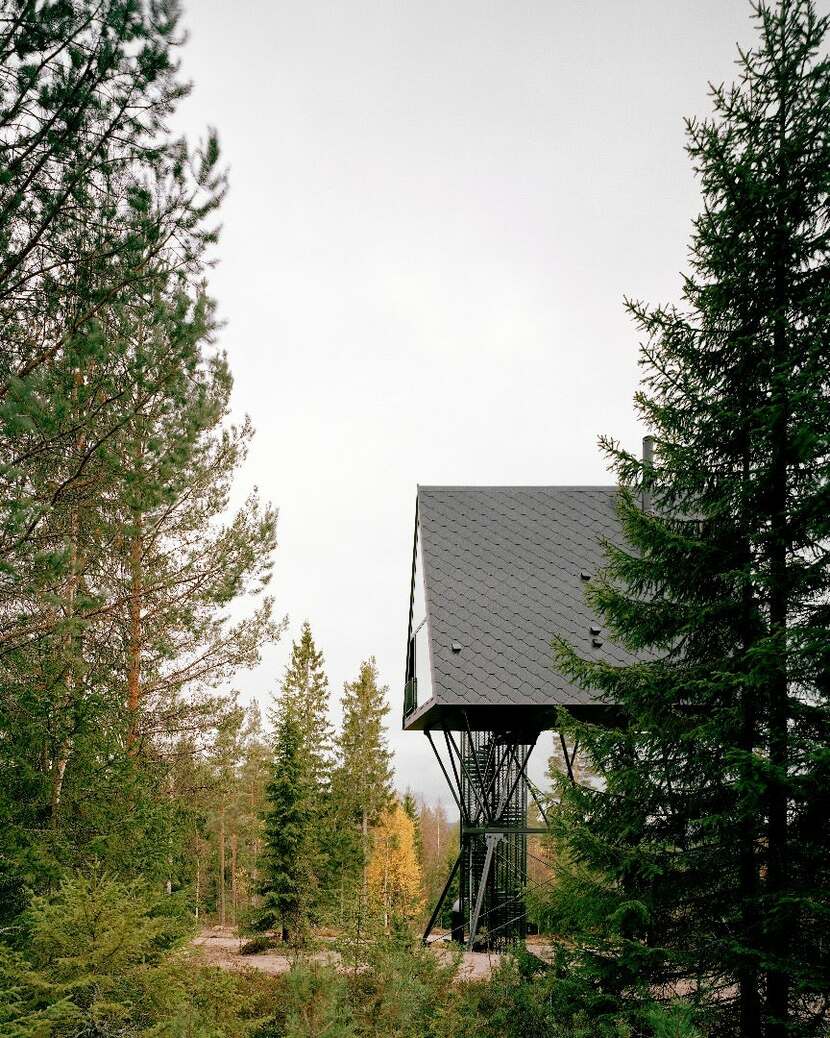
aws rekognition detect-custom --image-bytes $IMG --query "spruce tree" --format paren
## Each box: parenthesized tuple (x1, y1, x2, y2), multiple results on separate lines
(551, 4, 830, 1036)
(402, 790, 424, 868)
(330, 658, 394, 938)
(278, 623, 335, 791)
(332, 658, 394, 840)
(255, 710, 316, 945)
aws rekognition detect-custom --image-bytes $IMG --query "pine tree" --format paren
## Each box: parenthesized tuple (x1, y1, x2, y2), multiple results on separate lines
(551, 4, 830, 1036)
(228, 701, 272, 920)
(255, 710, 316, 945)
(0, 270, 280, 892)
(0, 0, 221, 415)
(0, 0, 229, 900)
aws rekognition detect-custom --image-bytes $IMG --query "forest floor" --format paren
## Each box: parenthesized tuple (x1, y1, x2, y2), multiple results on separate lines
(192, 927, 503, 979)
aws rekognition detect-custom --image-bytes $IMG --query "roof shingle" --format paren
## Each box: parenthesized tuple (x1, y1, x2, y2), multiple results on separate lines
(405, 485, 635, 730)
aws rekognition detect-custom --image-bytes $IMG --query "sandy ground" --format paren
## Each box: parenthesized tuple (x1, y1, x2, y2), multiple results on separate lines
(192, 927, 501, 980)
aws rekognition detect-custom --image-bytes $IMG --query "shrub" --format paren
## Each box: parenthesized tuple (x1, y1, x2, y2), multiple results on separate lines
(252, 961, 355, 1038)
(241, 934, 280, 955)
(0, 870, 265, 1036)
(348, 932, 458, 1038)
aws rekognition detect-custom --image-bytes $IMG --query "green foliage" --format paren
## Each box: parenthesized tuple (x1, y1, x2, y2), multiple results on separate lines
(253, 963, 355, 1038)
(332, 658, 394, 835)
(546, 2, 830, 1035)
(402, 791, 424, 867)
(278, 623, 335, 792)
(273, 624, 344, 925)
(0, 870, 263, 1036)
(348, 934, 457, 1038)
(0, 0, 279, 912)
(0, 943, 79, 1037)
(436, 956, 555, 1038)
(255, 712, 318, 944)
(0, 871, 282, 1033)
(642, 1002, 702, 1038)
(24, 872, 191, 1031)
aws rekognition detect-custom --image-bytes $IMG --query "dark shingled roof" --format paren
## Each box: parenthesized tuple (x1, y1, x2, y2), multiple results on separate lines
(404, 485, 636, 731)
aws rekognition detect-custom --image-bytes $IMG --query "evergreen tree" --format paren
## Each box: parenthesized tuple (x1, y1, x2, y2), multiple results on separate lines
(278, 623, 334, 791)
(0, 270, 280, 893)
(551, 4, 830, 1036)
(0, 0, 221, 415)
(402, 790, 424, 868)
(229, 701, 273, 921)
(0, 0, 232, 903)
(330, 658, 394, 939)
(332, 658, 394, 840)
(256, 710, 316, 945)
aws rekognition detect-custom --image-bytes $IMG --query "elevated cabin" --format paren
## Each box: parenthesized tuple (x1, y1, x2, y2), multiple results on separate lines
(402, 484, 634, 950)
(404, 485, 635, 732)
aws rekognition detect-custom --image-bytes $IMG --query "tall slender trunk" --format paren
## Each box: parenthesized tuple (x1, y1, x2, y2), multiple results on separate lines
(361, 807, 369, 899)
(51, 383, 83, 822)
(766, 72, 792, 1038)
(196, 853, 201, 922)
(231, 832, 238, 928)
(766, 425, 790, 1035)
(737, 438, 762, 1038)
(382, 833, 390, 931)
(49, 750, 70, 821)
(356, 807, 368, 951)
(219, 807, 226, 928)
(126, 514, 142, 750)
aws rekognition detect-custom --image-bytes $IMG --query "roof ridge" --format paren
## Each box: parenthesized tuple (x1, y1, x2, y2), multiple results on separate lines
(417, 485, 618, 492)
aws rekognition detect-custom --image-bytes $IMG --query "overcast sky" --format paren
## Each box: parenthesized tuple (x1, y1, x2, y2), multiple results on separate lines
(175, 0, 777, 803)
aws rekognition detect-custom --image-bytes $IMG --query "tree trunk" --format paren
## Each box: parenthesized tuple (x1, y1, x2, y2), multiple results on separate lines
(49, 745, 70, 822)
(126, 515, 142, 750)
(382, 834, 389, 931)
(766, 479, 790, 1036)
(737, 442, 762, 1038)
(52, 408, 82, 822)
(219, 807, 226, 928)
(765, 79, 792, 1038)
(231, 831, 238, 928)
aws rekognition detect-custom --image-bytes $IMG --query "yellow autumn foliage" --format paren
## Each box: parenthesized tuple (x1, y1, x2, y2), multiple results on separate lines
(366, 801, 423, 927)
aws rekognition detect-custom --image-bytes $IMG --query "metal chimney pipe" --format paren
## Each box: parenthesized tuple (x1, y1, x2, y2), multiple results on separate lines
(642, 435, 654, 512)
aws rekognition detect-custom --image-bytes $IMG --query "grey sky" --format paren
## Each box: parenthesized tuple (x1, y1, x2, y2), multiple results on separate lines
(176, 0, 771, 802)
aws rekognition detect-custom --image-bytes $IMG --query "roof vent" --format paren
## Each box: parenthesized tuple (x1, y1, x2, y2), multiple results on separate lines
(580, 571, 591, 581)
(592, 637, 604, 648)
(590, 625, 601, 636)
(451, 641, 462, 654)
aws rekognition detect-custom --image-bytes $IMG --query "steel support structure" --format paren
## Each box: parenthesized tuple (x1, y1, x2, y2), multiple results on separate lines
(423, 718, 548, 951)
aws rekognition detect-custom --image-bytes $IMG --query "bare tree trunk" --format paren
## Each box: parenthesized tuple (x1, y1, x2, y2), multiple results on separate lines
(766, 84, 792, 1038)
(382, 834, 389, 931)
(195, 853, 201, 922)
(51, 376, 85, 823)
(219, 807, 226, 928)
(126, 515, 143, 750)
(231, 832, 238, 928)
(49, 748, 70, 821)
(357, 808, 369, 952)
